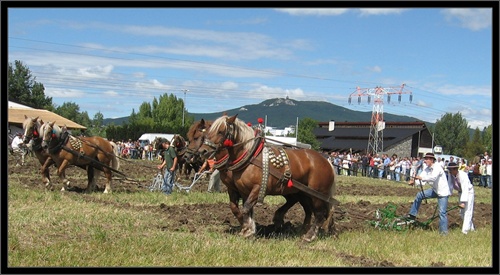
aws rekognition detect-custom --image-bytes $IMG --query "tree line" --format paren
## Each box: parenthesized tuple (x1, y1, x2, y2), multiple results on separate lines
(8, 60, 492, 161)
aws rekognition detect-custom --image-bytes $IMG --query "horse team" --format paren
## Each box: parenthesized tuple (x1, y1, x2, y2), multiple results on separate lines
(19, 113, 337, 242)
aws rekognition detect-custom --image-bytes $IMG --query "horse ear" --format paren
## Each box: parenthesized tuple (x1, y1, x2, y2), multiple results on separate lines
(200, 118, 205, 125)
(227, 114, 238, 124)
(49, 121, 55, 127)
(25, 115, 28, 119)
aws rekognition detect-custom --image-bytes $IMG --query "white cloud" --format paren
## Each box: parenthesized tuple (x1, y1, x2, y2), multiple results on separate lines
(276, 8, 408, 17)
(275, 8, 349, 16)
(442, 8, 492, 31)
(367, 65, 382, 73)
(357, 8, 408, 16)
(77, 65, 114, 78)
(436, 84, 491, 97)
(46, 87, 86, 98)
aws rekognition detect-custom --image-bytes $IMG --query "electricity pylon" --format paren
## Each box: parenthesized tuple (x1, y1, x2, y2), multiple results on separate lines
(348, 84, 412, 155)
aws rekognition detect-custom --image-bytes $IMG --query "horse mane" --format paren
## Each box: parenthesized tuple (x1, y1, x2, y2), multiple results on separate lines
(209, 115, 255, 152)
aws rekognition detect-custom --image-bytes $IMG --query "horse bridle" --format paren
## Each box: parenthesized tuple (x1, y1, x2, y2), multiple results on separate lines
(202, 121, 235, 156)
(23, 123, 37, 143)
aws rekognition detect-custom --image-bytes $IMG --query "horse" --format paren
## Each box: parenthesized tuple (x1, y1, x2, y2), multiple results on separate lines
(40, 121, 120, 193)
(22, 115, 55, 186)
(170, 134, 191, 180)
(197, 114, 337, 242)
(185, 119, 324, 241)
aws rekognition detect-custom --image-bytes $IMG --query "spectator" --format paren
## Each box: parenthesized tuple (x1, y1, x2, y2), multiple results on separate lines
(448, 162, 475, 234)
(406, 153, 452, 235)
(199, 158, 221, 193)
(361, 153, 369, 177)
(157, 140, 178, 195)
(400, 157, 409, 182)
(11, 132, 26, 166)
(373, 154, 381, 179)
(479, 159, 487, 188)
(394, 156, 402, 182)
(459, 158, 467, 171)
(485, 159, 492, 189)
(368, 154, 375, 178)
(388, 155, 396, 181)
(382, 154, 391, 179)
(342, 156, 350, 176)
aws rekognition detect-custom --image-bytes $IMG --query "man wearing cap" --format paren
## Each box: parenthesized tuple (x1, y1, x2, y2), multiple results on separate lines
(157, 139, 178, 195)
(448, 162, 475, 234)
(11, 132, 26, 166)
(407, 152, 453, 235)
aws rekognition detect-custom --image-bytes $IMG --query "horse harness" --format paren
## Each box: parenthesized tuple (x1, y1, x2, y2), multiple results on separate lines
(204, 120, 335, 204)
(210, 135, 294, 204)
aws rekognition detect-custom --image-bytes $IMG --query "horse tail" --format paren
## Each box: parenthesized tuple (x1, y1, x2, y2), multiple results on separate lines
(110, 141, 120, 171)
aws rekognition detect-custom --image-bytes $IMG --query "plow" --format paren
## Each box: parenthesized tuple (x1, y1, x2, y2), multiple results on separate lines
(369, 203, 460, 231)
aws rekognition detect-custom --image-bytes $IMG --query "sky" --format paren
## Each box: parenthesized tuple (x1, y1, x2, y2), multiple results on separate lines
(6, 4, 496, 130)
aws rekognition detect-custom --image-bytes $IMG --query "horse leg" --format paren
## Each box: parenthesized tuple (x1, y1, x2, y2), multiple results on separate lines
(273, 194, 313, 233)
(102, 168, 112, 194)
(57, 160, 71, 192)
(298, 195, 314, 233)
(228, 188, 243, 225)
(85, 166, 96, 193)
(302, 199, 330, 243)
(239, 185, 260, 238)
(40, 157, 53, 187)
(273, 194, 299, 231)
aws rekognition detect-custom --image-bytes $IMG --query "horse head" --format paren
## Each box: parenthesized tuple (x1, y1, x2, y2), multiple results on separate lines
(185, 119, 213, 164)
(40, 121, 61, 150)
(197, 114, 254, 160)
(22, 115, 42, 144)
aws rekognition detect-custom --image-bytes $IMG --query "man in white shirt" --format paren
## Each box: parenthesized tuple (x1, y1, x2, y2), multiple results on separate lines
(406, 152, 453, 235)
(11, 133, 26, 166)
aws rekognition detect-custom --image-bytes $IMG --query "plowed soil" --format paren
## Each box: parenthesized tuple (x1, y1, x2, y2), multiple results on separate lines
(9, 153, 493, 244)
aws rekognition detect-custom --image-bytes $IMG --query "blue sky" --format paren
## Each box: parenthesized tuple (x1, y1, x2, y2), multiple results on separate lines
(7, 5, 495, 129)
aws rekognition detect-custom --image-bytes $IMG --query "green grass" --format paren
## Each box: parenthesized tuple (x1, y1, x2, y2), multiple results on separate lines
(6, 173, 493, 268)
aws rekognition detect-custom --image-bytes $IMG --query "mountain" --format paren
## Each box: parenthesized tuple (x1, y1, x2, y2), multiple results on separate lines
(103, 97, 428, 128)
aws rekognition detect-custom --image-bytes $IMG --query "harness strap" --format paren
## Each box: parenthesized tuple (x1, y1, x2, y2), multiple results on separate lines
(257, 146, 270, 203)
(251, 156, 337, 204)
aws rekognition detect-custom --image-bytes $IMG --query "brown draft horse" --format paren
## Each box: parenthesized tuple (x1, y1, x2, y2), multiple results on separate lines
(186, 118, 335, 242)
(40, 121, 120, 193)
(197, 114, 337, 242)
(22, 115, 55, 186)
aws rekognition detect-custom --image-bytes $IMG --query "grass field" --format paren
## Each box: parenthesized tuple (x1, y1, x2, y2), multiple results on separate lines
(5, 164, 495, 270)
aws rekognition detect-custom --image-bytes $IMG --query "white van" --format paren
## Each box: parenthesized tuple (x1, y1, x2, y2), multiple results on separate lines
(138, 133, 176, 147)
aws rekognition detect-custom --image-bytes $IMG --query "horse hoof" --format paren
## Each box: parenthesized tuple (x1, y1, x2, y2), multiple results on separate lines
(301, 234, 316, 243)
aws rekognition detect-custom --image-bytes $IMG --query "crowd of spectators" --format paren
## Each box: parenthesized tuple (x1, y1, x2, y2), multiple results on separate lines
(325, 151, 492, 188)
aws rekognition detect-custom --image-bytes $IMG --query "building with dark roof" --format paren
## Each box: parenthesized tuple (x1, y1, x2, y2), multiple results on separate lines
(314, 121, 434, 158)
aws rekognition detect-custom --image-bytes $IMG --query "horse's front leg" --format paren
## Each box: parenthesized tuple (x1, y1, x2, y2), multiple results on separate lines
(40, 157, 54, 187)
(240, 184, 260, 238)
(57, 159, 71, 191)
(227, 188, 243, 225)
